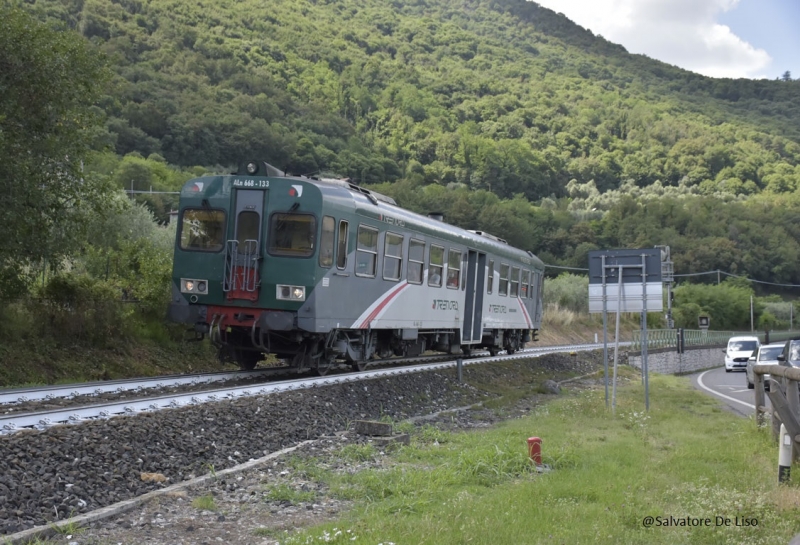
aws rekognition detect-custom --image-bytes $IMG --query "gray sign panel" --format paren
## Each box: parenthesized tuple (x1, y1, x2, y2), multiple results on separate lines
(587, 249, 663, 313)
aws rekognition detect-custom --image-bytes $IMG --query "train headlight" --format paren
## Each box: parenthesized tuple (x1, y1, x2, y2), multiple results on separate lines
(246, 162, 258, 175)
(181, 278, 208, 295)
(276, 285, 305, 301)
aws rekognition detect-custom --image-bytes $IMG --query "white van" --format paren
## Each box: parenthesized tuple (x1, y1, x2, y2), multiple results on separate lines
(724, 336, 760, 372)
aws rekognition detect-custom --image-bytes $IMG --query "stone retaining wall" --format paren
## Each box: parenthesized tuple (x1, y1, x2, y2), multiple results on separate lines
(626, 345, 726, 375)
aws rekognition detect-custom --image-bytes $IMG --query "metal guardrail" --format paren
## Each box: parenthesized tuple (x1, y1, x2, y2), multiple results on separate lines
(632, 329, 800, 352)
(752, 364, 800, 478)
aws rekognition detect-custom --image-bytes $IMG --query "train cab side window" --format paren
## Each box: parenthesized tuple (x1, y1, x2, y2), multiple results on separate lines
(355, 225, 378, 277)
(337, 220, 348, 269)
(521, 270, 530, 298)
(269, 213, 316, 257)
(487, 260, 494, 294)
(499, 264, 509, 296)
(429, 244, 444, 287)
(180, 209, 226, 252)
(319, 216, 335, 268)
(383, 232, 404, 281)
(510, 267, 520, 297)
(447, 249, 461, 289)
(408, 239, 425, 284)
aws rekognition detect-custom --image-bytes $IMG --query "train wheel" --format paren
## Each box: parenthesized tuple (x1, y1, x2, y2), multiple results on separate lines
(351, 361, 367, 372)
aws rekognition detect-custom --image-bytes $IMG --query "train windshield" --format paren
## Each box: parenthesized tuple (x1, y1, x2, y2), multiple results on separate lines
(269, 213, 316, 257)
(180, 209, 225, 252)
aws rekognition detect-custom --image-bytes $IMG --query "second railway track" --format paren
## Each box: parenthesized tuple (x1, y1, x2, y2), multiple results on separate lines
(0, 343, 605, 434)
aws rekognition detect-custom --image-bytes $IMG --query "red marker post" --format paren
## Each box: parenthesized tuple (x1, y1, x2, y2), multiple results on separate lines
(527, 437, 542, 466)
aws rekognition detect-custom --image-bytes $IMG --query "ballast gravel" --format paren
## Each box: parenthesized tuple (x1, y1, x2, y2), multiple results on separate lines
(0, 352, 603, 543)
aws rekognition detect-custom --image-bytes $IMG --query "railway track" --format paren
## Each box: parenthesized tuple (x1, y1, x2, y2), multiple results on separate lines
(0, 343, 605, 434)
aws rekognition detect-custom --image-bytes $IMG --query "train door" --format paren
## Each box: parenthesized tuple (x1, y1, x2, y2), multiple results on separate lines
(223, 189, 266, 301)
(462, 250, 486, 343)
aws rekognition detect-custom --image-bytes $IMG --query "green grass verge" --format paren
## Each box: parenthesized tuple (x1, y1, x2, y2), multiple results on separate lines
(280, 374, 800, 545)
(0, 336, 221, 387)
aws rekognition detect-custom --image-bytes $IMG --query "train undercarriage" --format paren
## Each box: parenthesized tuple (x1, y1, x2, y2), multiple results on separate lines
(207, 322, 532, 374)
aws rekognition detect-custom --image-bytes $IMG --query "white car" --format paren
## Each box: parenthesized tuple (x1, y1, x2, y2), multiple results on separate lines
(746, 342, 783, 389)
(724, 336, 760, 372)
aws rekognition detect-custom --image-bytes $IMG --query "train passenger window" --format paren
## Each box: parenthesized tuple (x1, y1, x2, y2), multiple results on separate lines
(446, 249, 461, 289)
(510, 267, 520, 297)
(428, 245, 444, 287)
(355, 225, 378, 277)
(521, 270, 530, 298)
(383, 232, 404, 281)
(180, 209, 226, 252)
(319, 216, 335, 268)
(269, 213, 316, 257)
(499, 264, 509, 296)
(487, 260, 494, 294)
(408, 239, 424, 284)
(337, 220, 348, 269)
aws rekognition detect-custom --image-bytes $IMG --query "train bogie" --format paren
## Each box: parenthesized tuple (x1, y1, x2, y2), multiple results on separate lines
(168, 161, 544, 371)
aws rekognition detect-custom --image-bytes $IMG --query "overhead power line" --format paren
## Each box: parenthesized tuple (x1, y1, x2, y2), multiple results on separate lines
(673, 269, 800, 288)
(543, 263, 800, 289)
(544, 264, 589, 271)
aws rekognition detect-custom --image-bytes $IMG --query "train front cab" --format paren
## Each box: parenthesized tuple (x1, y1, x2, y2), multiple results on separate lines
(169, 162, 326, 368)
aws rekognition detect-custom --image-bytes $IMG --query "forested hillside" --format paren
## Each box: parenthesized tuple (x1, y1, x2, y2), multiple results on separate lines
(26, 0, 800, 201)
(13, 0, 800, 279)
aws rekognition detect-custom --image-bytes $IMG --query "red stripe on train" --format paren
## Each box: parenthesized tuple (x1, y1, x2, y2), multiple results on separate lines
(359, 283, 409, 329)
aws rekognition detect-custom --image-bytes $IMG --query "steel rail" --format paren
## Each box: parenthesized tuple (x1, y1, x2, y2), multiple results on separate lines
(0, 343, 602, 406)
(0, 369, 274, 405)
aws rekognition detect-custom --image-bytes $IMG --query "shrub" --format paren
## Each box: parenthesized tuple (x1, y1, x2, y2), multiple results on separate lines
(544, 273, 589, 313)
(33, 273, 133, 345)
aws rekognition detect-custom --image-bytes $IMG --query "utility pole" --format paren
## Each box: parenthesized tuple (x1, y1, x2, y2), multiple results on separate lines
(655, 245, 673, 328)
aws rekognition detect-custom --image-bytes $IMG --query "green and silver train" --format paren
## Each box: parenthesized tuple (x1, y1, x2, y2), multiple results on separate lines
(168, 161, 545, 373)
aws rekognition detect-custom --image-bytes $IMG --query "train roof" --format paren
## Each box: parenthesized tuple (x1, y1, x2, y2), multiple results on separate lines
(308, 178, 543, 268)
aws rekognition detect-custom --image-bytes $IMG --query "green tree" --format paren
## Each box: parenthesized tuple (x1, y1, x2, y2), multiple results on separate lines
(0, 6, 111, 297)
(672, 280, 756, 330)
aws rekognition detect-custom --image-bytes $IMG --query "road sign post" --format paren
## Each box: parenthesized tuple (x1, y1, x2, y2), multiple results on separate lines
(588, 249, 663, 412)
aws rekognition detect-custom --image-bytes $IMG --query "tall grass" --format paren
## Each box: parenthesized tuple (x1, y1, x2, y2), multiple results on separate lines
(283, 375, 800, 545)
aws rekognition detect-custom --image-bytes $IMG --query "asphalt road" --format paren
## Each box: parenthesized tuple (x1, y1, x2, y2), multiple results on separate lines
(690, 365, 767, 418)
